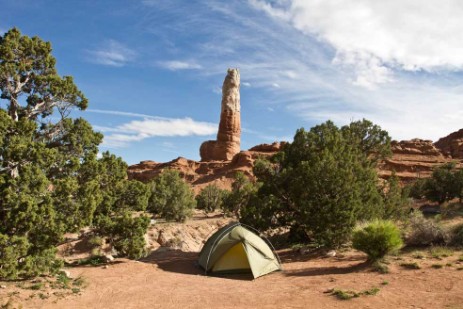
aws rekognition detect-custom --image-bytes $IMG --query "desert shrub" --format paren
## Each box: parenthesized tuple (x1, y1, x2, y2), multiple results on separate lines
(196, 184, 227, 214)
(405, 212, 450, 246)
(451, 223, 463, 246)
(352, 220, 403, 261)
(148, 169, 196, 222)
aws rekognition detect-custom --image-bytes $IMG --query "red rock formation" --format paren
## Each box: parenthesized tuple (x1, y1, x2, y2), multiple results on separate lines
(129, 132, 463, 190)
(434, 129, 463, 159)
(377, 139, 457, 183)
(200, 69, 241, 161)
(128, 143, 286, 193)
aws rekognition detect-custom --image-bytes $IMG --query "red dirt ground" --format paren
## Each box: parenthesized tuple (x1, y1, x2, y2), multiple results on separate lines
(2, 248, 463, 309)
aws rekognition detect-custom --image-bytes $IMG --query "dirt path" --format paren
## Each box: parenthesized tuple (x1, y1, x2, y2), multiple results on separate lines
(5, 249, 462, 309)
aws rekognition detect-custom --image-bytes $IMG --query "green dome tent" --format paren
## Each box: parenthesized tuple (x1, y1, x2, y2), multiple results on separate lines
(198, 222, 281, 279)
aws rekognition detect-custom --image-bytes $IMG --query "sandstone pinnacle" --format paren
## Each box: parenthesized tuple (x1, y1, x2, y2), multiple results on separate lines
(200, 68, 241, 161)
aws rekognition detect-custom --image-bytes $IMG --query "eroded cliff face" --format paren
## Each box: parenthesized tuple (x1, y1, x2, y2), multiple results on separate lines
(434, 129, 463, 159)
(377, 139, 453, 182)
(200, 68, 241, 161)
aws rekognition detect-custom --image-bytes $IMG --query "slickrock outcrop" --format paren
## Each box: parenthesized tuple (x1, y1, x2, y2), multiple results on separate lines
(434, 129, 463, 159)
(377, 139, 456, 182)
(200, 69, 241, 161)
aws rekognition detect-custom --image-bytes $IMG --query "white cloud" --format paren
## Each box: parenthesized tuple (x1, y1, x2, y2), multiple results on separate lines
(253, 0, 463, 87)
(158, 60, 202, 71)
(87, 40, 136, 67)
(140, 1, 463, 142)
(100, 117, 216, 148)
(242, 82, 251, 87)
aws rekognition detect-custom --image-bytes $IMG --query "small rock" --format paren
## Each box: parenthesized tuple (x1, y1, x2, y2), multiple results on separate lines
(103, 265, 108, 269)
(103, 255, 115, 263)
(323, 288, 334, 294)
(0, 285, 6, 289)
(60, 269, 72, 279)
(325, 250, 336, 257)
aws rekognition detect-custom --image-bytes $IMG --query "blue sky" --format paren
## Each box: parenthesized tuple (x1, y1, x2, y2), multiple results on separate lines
(2, 0, 463, 164)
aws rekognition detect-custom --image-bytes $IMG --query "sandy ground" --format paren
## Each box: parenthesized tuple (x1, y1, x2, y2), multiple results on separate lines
(2, 248, 463, 309)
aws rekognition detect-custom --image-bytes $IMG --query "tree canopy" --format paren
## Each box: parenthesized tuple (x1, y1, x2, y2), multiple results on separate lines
(0, 28, 150, 279)
(240, 119, 394, 248)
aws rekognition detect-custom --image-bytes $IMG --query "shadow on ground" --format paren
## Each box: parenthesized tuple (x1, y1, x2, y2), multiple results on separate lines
(283, 261, 369, 277)
(140, 248, 254, 280)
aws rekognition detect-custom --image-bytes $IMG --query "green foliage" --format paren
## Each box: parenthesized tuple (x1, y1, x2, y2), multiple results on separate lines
(106, 211, 150, 259)
(0, 29, 150, 279)
(451, 223, 463, 246)
(381, 174, 410, 220)
(425, 163, 460, 204)
(241, 119, 391, 248)
(0, 28, 87, 122)
(410, 163, 463, 204)
(148, 169, 196, 222)
(196, 184, 227, 214)
(223, 172, 259, 218)
(408, 178, 427, 199)
(352, 220, 403, 261)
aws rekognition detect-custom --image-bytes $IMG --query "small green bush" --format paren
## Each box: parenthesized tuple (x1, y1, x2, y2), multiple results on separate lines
(352, 220, 403, 261)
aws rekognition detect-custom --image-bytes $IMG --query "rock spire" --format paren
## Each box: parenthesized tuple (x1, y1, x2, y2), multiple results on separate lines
(200, 68, 241, 161)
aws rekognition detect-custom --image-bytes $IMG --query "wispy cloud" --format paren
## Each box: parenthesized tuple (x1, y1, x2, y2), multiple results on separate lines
(86, 39, 136, 67)
(87, 109, 168, 120)
(157, 60, 202, 71)
(139, 1, 463, 141)
(98, 117, 216, 148)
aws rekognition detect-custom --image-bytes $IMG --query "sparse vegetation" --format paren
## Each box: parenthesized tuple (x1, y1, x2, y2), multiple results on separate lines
(330, 286, 380, 300)
(400, 262, 421, 269)
(429, 246, 453, 259)
(431, 263, 444, 269)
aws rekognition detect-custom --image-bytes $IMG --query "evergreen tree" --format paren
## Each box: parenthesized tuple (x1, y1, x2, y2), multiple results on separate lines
(148, 170, 196, 222)
(241, 120, 391, 248)
(0, 28, 149, 279)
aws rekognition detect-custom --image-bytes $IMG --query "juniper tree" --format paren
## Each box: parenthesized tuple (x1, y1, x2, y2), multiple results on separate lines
(0, 28, 149, 279)
(241, 120, 391, 248)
